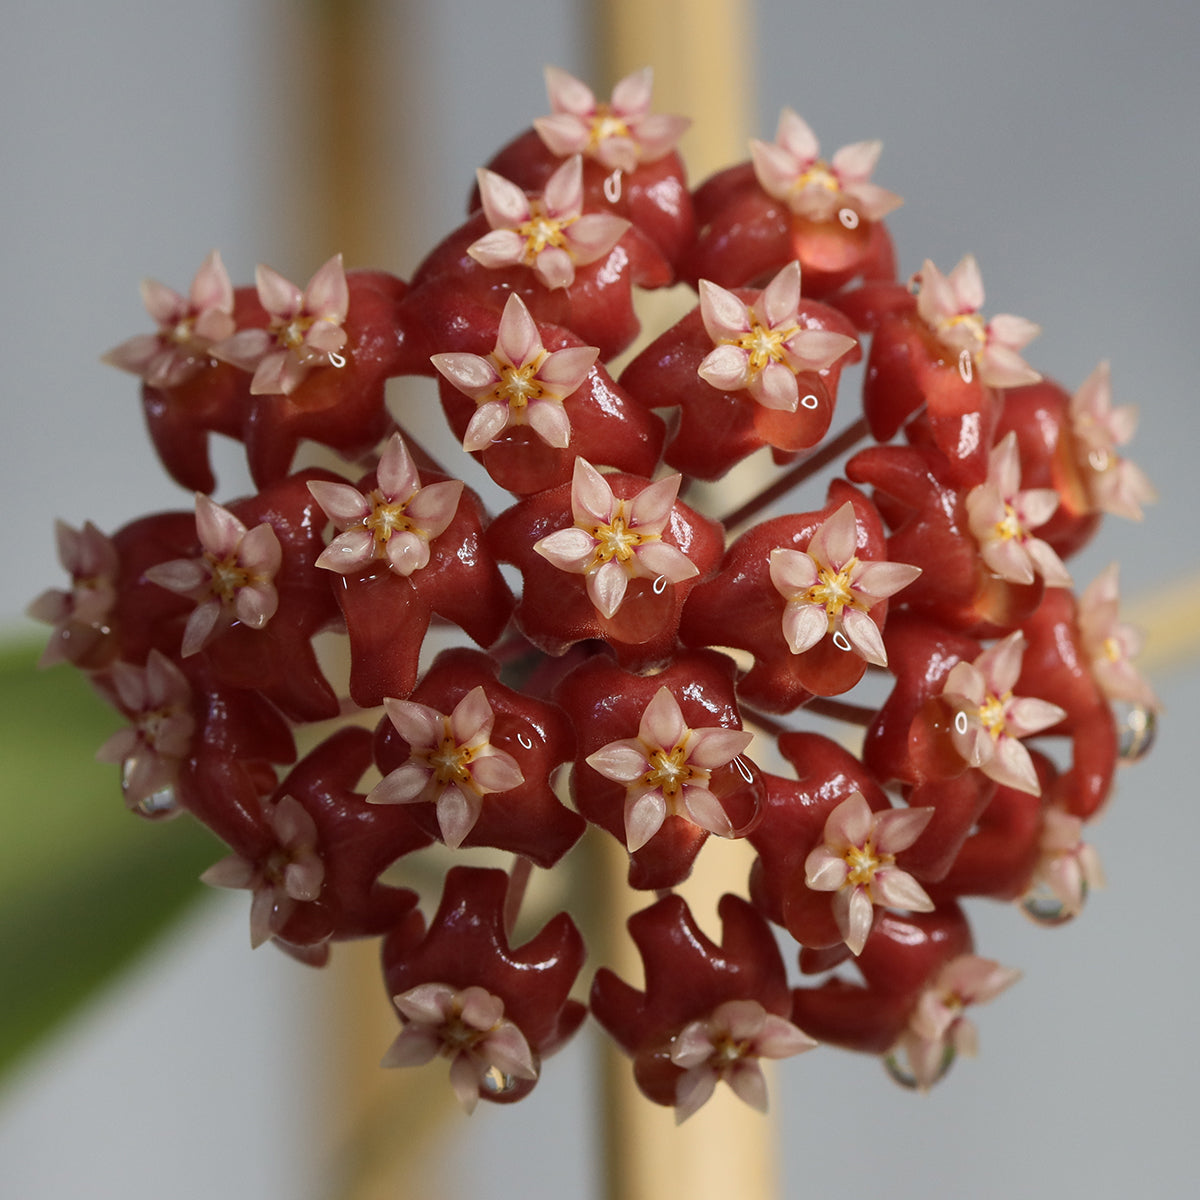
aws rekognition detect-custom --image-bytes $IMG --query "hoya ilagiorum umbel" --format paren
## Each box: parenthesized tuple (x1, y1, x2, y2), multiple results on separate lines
(36, 63, 1157, 1118)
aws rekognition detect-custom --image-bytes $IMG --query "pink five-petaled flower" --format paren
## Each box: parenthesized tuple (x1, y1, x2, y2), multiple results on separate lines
(103, 250, 236, 388)
(803, 792, 935, 955)
(211, 253, 349, 395)
(966, 432, 1073, 588)
(749, 108, 903, 223)
(144, 494, 281, 658)
(915, 255, 1042, 389)
(697, 262, 857, 412)
(200, 794, 324, 949)
(533, 458, 698, 619)
(27, 520, 120, 667)
(382, 983, 537, 1115)
(94, 649, 195, 814)
(1069, 361, 1157, 520)
(585, 686, 753, 852)
(941, 631, 1067, 795)
(534, 66, 690, 173)
(307, 433, 464, 576)
(1076, 563, 1160, 711)
(431, 294, 598, 453)
(1024, 808, 1104, 921)
(467, 157, 631, 290)
(367, 686, 524, 850)
(768, 502, 921, 666)
(892, 954, 1022, 1091)
(668, 999, 816, 1122)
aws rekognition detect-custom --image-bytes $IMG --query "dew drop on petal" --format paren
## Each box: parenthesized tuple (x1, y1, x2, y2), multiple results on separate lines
(1114, 701, 1156, 762)
(954, 710, 970, 736)
(837, 207, 859, 229)
(957, 349, 974, 384)
(883, 1044, 955, 1091)
(480, 1065, 519, 1096)
(832, 630, 852, 652)
(800, 393, 820, 410)
(603, 170, 623, 204)
(1020, 881, 1085, 928)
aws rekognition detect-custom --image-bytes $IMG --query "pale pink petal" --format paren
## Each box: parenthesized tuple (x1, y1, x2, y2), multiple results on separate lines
(686, 726, 753, 769)
(431, 351, 502, 399)
(873, 806, 935, 854)
(210, 327, 274, 373)
(533, 113, 590, 158)
(238, 522, 282, 575)
(436, 786, 482, 849)
(102, 333, 165, 377)
(248, 888, 279, 949)
(565, 213, 630, 263)
(537, 345, 598, 391)
(570, 457, 616, 525)
(380, 1024, 442, 1069)
(988, 312, 1040, 352)
(749, 138, 801, 201)
(384, 532, 430, 576)
(680, 786, 735, 838)
(466, 229, 528, 272)
(805, 847, 850, 891)
(1004, 696, 1067, 738)
(307, 480, 370, 527)
(915, 259, 957, 326)
(625, 789, 668, 851)
(947, 255, 985, 311)
(376, 434, 421, 502)
(526, 401, 572, 448)
(255, 264, 303, 319)
(543, 155, 584, 216)
(406, 480, 463, 537)
(782, 602, 828, 655)
(496, 292, 541, 367)
(674, 1067, 718, 1123)
(469, 753, 524, 795)
(979, 344, 1042, 389)
(985, 736, 1041, 794)
(981, 632, 1026, 694)
(831, 139, 882, 183)
(303, 254, 349, 322)
(775, 108, 819, 162)
(850, 559, 922, 600)
(586, 739, 651, 782)
(383, 698, 443, 748)
(544, 65, 595, 116)
(627, 473, 681, 532)
(758, 261, 801, 326)
(769, 548, 819, 594)
(463, 401, 512, 452)
(824, 792, 873, 848)
(368, 763, 432, 805)
(284, 857, 324, 903)
(534, 526, 598, 572)
(315, 528, 376, 573)
(628, 113, 689, 161)
(698, 344, 752, 391)
(726, 1060, 770, 1113)
(476, 168, 532, 227)
(843, 886, 875, 955)
(699, 279, 752, 342)
(1025, 539, 1073, 588)
(448, 1053, 482, 1114)
(533, 245, 575, 290)
(447, 686, 494, 746)
(639, 687, 688, 750)
(144, 558, 207, 594)
(482, 1022, 538, 1080)
(630, 540, 698, 583)
(840, 607, 888, 666)
(180, 602, 221, 658)
(808, 503, 859, 569)
(588, 559, 628, 618)
(234, 582, 277, 629)
(873, 867, 934, 913)
(784, 328, 857, 373)
(753, 362, 800, 412)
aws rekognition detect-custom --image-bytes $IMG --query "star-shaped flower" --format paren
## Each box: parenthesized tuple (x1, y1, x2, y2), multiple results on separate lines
(94, 649, 195, 814)
(697, 263, 857, 411)
(144, 494, 281, 657)
(804, 792, 935, 955)
(1076, 563, 1160, 711)
(200, 794, 325, 948)
(211, 253, 349, 395)
(533, 458, 698, 619)
(749, 108, 902, 223)
(941, 631, 1067, 794)
(467, 157, 631, 290)
(431, 294, 598, 453)
(669, 999, 816, 1122)
(103, 250, 236, 388)
(915, 255, 1041, 389)
(768, 502, 921, 666)
(367, 686, 524, 850)
(966, 432, 1072, 587)
(382, 983, 537, 1115)
(307, 433, 464, 576)
(1023, 808, 1104, 922)
(891, 954, 1021, 1091)
(584, 686, 754, 851)
(534, 66, 690, 173)
(1069, 361, 1157, 520)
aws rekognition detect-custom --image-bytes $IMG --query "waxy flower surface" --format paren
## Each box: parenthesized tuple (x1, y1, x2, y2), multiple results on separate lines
(697, 263, 856, 411)
(535, 66, 689, 172)
(804, 792, 934, 955)
(1069, 361, 1157, 520)
(103, 250, 236, 388)
(1024, 808, 1104, 922)
(585, 685, 753, 851)
(468, 157, 630, 290)
(966, 432, 1072, 588)
(533, 458, 698, 619)
(308, 433, 463, 576)
(750, 108, 902, 223)
(769, 501, 921, 665)
(942, 631, 1067, 794)
(144, 494, 281, 657)
(369, 686, 524, 849)
(383, 983, 537, 1115)
(669, 999, 815, 1121)
(432, 294, 598, 452)
(915, 255, 1041, 389)
(212, 253, 349, 395)
(1077, 564, 1160, 711)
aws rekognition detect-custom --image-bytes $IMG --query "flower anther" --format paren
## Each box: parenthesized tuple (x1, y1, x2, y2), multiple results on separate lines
(966, 432, 1072, 587)
(383, 983, 537, 1115)
(768, 502, 920, 666)
(941, 631, 1067, 794)
(804, 792, 935, 955)
(669, 999, 816, 1122)
(103, 250, 236, 388)
(914, 255, 1041, 389)
(368, 686, 524, 849)
(211, 253, 349, 395)
(585, 686, 753, 851)
(144, 494, 281, 657)
(697, 263, 857, 411)
(750, 108, 902, 223)
(431, 294, 598, 452)
(533, 458, 698, 619)
(308, 433, 464, 576)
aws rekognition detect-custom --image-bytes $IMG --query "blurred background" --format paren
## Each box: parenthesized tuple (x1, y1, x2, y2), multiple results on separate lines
(1, 1, 1196, 1196)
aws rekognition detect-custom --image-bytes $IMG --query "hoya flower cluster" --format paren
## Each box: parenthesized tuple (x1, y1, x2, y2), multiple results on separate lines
(33, 67, 1158, 1118)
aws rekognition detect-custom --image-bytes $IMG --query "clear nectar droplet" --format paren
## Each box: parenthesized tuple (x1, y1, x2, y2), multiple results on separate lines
(884, 1043, 955, 1091)
(480, 1064, 519, 1096)
(1114, 701, 1156, 762)
(832, 630, 852, 653)
(800, 393, 820, 410)
(1020, 880, 1085, 927)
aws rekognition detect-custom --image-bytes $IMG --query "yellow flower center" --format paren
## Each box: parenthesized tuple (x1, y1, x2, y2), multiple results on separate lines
(517, 208, 575, 260)
(589, 107, 631, 148)
(365, 490, 418, 552)
(936, 311, 986, 353)
(733, 316, 800, 376)
(589, 509, 649, 570)
(794, 161, 839, 194)
(426, 727, 477, 789)
(843, 842, 891, 889)
(978, 693, 1009, 740)
(489, 354, 549, 411)
(803, 559, 860, 620)
(1102, 635, 1123, 663)
(206, 553, 251, 602)
(276, 315, 316, 350)
(169, 316, 196, 345)
(993, 503, 1025, 543)
(643, 743, 701, 802)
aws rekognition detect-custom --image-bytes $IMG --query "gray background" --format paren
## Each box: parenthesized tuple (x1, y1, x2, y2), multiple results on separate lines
(1, 1, 1196, 1196)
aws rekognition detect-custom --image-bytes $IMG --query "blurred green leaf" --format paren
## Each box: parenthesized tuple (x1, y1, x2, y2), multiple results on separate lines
(0, 640, 218, 1081)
